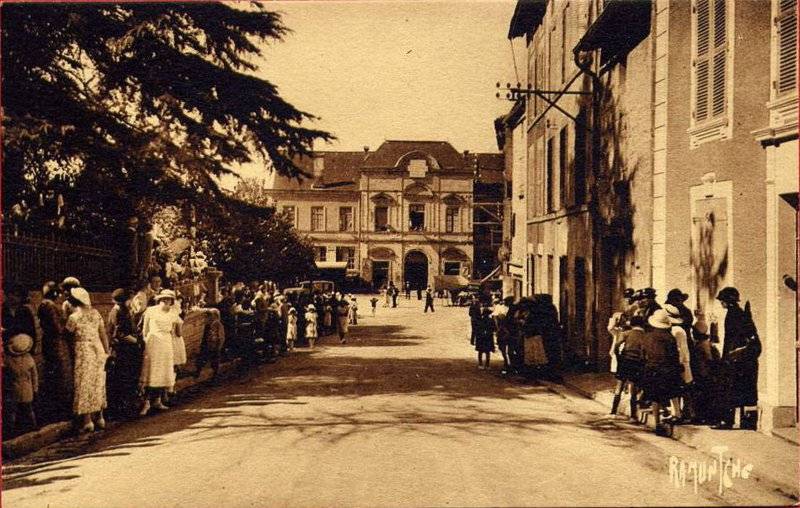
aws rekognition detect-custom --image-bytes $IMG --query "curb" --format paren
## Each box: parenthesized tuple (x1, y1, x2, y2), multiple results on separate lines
(547, 377, 800, 501)
(2, 358, 242, 461)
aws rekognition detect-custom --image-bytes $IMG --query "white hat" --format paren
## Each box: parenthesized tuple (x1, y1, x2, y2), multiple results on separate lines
(663, 304, 683, 324)
(648, 309, 673, 330)
(7, 333, 33, 356)
(307, 304, 316, 311)
(70, 287, 92, 307)
(60, 276, 81, 288)
(155, 289, 177, 302)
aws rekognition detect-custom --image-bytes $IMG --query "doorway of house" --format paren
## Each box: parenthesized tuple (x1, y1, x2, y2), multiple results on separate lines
(404, 251, 428, 289)
(372, 261, 390, 289)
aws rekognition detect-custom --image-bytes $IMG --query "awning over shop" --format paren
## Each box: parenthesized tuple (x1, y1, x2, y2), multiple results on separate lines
(315, 261, 348, 270)
(433, 274, 470, 291)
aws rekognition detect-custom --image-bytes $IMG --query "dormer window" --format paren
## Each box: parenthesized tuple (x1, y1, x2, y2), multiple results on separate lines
(408, 159, 428, 178)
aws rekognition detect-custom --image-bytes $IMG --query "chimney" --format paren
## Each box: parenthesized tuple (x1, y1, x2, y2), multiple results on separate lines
(312, 154, 324, 187)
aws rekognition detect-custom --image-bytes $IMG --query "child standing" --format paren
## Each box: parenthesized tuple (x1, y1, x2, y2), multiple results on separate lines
(349, 297, 358, 325)
(475, 307, 495, 370)
(286, 307, 298, 352)
(370, 296, 378, 316)
(305, 304, 318, 349)
(4, 334, 39, 435)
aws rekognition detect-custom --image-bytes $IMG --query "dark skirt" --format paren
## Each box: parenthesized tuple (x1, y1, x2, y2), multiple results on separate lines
(475, 333, 495, 353)
(615, 354, 645, 382)
(639, 363, 683, 404)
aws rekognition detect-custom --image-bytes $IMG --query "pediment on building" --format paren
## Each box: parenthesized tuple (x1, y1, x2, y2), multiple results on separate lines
(442, 193, 466, 206)
(368, 247, 397, 260)
(441, 247, 469, 261)
(403, 182, 434, 199)
(370, 192, 397, 205)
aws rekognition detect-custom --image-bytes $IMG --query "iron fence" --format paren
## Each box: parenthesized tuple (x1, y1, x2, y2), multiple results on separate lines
(2, 231, 121, 291)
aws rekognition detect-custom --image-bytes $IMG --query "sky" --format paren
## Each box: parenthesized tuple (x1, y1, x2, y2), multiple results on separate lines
(231, 0, 521, 182)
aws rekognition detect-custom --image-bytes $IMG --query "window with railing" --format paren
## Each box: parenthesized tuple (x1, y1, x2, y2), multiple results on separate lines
(409, 204, 425, 231)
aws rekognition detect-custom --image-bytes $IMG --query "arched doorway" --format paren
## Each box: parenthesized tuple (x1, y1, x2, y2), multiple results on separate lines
(404, 251, 428, 290)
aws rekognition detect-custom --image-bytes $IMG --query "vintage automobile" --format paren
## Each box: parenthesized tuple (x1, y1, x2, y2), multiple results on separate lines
(284, 280, 336, 298)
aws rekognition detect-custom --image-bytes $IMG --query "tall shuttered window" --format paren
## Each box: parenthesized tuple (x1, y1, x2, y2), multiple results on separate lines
(693, 0, 728, 123)
(776, 0, 797, 96)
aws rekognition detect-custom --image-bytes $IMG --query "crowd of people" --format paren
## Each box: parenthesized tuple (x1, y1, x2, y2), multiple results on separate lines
(1, 275, 361, 439)
(466, 285, 762, 438)
(608, 286, 761, 437)
(467, 293, 562, 377)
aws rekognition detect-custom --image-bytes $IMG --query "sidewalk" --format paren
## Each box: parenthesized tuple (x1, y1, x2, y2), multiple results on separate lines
(547, 371, 800, 500)
(2, 358, 242, 461)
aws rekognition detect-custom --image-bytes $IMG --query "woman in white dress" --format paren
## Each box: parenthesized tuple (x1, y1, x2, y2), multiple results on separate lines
(139, 290, 183, 415)
(305, 304, 318, 349)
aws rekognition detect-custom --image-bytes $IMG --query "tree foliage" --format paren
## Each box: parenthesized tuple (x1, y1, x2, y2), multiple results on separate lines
(196, 195, 316, 286)
(2, 2, 333, 232)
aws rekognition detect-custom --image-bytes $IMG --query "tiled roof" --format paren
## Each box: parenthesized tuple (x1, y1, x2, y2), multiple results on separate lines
(268, 143, 503, 191)
(276, 151, 367, 191)
(363, 140, 465, 170)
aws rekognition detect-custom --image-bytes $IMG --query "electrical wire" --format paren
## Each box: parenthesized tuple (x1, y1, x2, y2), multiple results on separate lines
(509, 39, 521, 86)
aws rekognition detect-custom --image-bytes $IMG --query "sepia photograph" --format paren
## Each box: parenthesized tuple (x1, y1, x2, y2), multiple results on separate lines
(0, 0, 798, 506)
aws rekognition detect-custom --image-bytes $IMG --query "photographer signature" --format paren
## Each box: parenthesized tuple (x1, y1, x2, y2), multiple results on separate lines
(668, 445, 754, 495)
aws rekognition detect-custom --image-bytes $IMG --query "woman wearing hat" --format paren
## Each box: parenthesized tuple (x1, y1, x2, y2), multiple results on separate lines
(305, 304, 318, 349)
(64, 287, 110, 433)
(664, 304, 693, 423)
(59, 277, 81, 318)
(107, 288, 143, 418)
(335, 299, 350, 344)
(139, 290, 183, 415)
(713, 287, 761, 429)
(37, 281, 74, 421)
(3, 334, 39, 436)
(640, 309, 683, 436)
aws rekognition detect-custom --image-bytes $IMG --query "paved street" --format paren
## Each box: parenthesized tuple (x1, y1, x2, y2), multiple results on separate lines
(3, 299, 795, 507)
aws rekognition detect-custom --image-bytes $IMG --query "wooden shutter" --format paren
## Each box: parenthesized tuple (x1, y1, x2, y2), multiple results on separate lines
(694, 0, 727, 122)
(695, 0, 711, 122)
(777, 0, 798, 95)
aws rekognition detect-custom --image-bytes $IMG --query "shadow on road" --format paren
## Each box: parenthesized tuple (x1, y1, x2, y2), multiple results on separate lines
(2, 319, 643, 490)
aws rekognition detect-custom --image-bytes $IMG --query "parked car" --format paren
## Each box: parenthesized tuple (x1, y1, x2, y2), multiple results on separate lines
(299, 280, 335, 294)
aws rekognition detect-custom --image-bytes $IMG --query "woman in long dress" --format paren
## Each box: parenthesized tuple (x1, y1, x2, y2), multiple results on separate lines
(65, 287, 110, 433)
(139, 290, 182, 415)
(305, 304, 318, 349)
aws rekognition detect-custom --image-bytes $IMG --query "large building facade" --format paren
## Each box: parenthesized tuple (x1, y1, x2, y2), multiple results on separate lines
(500, 0, 797, 432)
(263, 141, 502, 290)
